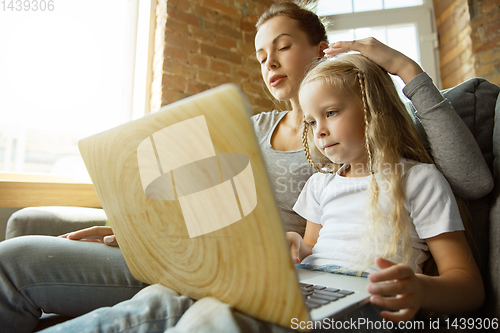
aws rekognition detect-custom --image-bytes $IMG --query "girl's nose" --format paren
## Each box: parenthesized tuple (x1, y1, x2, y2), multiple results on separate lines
(315, 122, 328, 137)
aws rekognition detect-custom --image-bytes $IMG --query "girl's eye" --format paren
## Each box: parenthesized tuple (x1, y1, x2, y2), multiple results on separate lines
(309, 120, 316, 127)
(260, 58, 267, 64)
(279, 46, 290, 51)
(327, 111, 337, 117)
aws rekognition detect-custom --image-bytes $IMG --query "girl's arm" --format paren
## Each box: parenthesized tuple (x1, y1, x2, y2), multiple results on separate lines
(287, 221, 322, 263)
(367, 231, 484, 322)
(324, 38, 493, 199)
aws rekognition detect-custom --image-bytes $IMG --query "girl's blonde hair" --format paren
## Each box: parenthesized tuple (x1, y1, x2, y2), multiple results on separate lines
(300, 54, 434, 268)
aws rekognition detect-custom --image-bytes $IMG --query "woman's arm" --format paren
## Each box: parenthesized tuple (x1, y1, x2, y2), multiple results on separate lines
(403, 73, 493, 199)
(60, 226, 118, 247)
(287, 221, 321, 263)
(325, 38, 493, 199)
(367, 231, 484, 321)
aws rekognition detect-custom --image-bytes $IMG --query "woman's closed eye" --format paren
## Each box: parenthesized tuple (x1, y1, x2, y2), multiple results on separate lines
(279, 45, 291, 51)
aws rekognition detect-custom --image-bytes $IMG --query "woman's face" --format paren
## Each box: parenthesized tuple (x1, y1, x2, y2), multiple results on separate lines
(255, 16, 324, 103)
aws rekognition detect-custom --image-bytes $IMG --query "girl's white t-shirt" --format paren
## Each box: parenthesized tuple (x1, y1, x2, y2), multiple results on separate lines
(292, 159, 464, 273)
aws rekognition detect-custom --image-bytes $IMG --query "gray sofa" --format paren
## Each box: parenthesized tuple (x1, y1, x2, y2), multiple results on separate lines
(5, 77, 500, 327)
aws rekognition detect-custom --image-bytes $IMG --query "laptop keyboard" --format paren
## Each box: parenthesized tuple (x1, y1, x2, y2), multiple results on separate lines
(300, 283, 355, 309)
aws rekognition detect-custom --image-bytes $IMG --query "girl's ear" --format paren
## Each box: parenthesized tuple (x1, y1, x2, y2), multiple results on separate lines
(318, 41, 329, 57)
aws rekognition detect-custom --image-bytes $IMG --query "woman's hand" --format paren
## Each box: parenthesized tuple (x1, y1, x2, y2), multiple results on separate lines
(367, 257, 423, 322)
(286, 232, 302, 264)
(60, 226, 119, 247)
(323, 37, 423, 84)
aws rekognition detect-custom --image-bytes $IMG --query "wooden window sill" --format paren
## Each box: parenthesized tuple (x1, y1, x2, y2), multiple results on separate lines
(0, 173, 101, 208)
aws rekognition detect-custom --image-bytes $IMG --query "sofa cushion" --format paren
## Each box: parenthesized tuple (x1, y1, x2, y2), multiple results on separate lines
(441, 78, 500, 172)
(5, 206, 107, 239)
(488, 93, 500, 317)
(440, 79, 500, 318)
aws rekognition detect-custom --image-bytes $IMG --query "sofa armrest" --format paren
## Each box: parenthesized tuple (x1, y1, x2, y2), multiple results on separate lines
(5, 206, 107, 239)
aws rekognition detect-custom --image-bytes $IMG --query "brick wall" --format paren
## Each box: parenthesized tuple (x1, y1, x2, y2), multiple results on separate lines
(434, 0, 500, 88)
(150, 0, 279, 115)
(469, 0, 500, 85)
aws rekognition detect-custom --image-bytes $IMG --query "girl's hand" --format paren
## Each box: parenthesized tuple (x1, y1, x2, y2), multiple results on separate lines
(367, 257, 423, 322)
(59, 226, 119, 247)
(286, 231, 302, 264)
(323, 37, 423, 84)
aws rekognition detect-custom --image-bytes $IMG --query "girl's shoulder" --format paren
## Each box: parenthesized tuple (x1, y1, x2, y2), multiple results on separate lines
(308, 171, 337, 187)
(400, 158, 450, 187)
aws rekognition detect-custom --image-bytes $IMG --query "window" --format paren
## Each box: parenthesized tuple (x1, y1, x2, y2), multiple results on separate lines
(316, 0, 439, 95)
(0, 0, 155, 180)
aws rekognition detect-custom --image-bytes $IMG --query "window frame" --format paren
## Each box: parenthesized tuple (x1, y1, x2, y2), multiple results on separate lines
(0, 0, 157, 208)
(318, 0, 441, 88)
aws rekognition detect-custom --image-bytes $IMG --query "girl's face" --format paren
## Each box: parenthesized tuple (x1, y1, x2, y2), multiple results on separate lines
(255, 16, 324, 103)
(300, 82, 367, 168)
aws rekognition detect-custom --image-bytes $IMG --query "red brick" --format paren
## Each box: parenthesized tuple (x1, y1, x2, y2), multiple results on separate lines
(204, 20, 242, 40)
(440, 56, 461, 78)
(441, 37, 472, 66)
(210, 59, 231, 73)
(161, 73, 186, 92)
(166, 0, 190, 12)
(189, 26, 215, 42)
(197, 69, 233, 85)
(186, 80, 210, 95)
(188, 54, 209, 68)
(216, 36, 237, 49)
(243, 31, 257, 45)
(200, 43, 242, 64)
(192, 3, 218, 22)
(436, 0, 458, 27)
(484, 21, 500, 37)
(161, 89, 189, 106)
(239, 19, 255, 32)
(433, 0, 456, 16)
(168, 6, 200, 27)
(241, 80, 265, 95)
(164, 46, 188, 62)
(212, 13, 238, 28)
(240, 42, 257, 59)
(481, 0, 500, 13)
(167, 18, 189, 36)
(164, 61, 197, 79)
(165, 33, 198, 53)
(202, 0, 240, 18)
(472, 35, 500, 53)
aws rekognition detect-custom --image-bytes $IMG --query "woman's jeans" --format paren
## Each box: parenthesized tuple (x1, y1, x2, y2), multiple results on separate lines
(0, 235, 147, 333)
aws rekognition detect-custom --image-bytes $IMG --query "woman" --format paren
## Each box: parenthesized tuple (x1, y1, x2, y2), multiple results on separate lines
(0, 2, 491, 332)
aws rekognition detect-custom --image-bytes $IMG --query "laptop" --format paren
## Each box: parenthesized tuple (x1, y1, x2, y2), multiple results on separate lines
(78, 84, 370, 330)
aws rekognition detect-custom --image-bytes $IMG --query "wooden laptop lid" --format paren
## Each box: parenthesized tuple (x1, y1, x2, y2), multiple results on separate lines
(78, 84, 310, 328)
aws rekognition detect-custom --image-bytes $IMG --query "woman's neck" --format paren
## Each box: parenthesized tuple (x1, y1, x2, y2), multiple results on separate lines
(269, 98, 304, 152)
(288, 98, 303, 127)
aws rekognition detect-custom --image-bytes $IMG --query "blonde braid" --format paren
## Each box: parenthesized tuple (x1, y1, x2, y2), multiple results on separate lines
(301, 119, 329, 174)
(357, 71, 374, 175)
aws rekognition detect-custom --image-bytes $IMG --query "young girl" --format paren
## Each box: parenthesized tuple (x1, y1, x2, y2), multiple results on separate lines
(289, 53, 484, 322)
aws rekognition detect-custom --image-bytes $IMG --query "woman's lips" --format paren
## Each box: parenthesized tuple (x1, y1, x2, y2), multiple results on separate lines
(269, 75, 287, 87)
